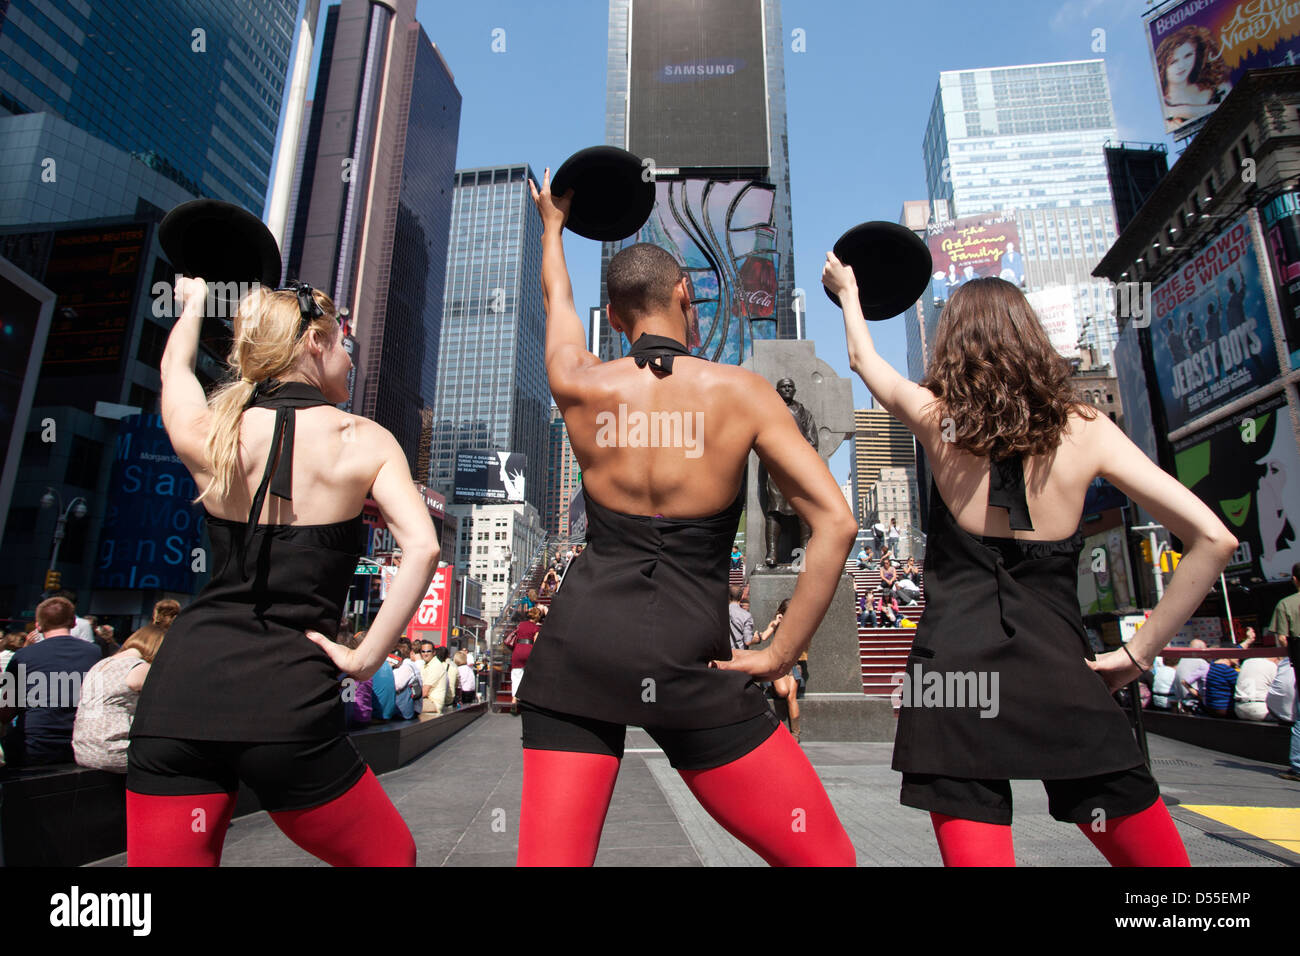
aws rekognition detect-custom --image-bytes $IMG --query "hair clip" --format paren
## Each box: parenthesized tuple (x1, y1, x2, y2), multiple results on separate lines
(283, 279, 324, 338)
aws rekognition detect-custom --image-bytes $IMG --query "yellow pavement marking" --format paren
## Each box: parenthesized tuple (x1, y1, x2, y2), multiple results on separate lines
(1181, 805, 1300, 854)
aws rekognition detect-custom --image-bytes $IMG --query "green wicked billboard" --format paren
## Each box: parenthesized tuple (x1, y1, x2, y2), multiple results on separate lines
(1173, 392, 1299, 583)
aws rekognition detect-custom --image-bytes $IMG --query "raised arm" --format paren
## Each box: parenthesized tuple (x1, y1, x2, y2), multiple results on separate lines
(306, 424, 439, 681)
(1087, 414, 1237, 688)
(715, 378, 858, 680)
(529, 168, 599, 400)
(823, 252, 939, 441)
(159, 277, 214, 473)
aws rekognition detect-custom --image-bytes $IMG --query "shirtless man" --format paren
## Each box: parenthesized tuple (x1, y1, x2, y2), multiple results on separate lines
(514, 168, 858, 867)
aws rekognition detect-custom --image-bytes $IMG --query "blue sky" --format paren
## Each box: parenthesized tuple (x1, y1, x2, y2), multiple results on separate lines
(289, 0, 1175, 482)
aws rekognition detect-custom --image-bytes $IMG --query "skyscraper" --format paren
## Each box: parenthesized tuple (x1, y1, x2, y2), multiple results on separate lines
(544, 406, 582, 537)
(0, 0, 297, 214)
(850, 408, 915, 527)
(284, 0, 461, 473)
(922, 60, 1121, 366)
(598, 0, 796, 365)
(431, 164, 547, 516)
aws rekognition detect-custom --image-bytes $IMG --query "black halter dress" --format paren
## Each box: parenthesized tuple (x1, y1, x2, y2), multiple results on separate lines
(516, 334, 772, 730)
(891, 455, 1146, 780)
(132, 382, 366, 743)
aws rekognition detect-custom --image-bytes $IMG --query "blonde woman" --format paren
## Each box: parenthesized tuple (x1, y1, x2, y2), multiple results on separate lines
(127, 276, 439, 866)
(74, 624, 167, 772)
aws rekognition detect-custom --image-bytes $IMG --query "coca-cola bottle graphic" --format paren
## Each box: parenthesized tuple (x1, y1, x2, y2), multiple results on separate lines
(734, 227, 776, 319)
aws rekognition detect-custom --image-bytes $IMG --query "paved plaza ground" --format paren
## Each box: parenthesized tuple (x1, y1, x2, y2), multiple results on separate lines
(92, 712, 1300, 867)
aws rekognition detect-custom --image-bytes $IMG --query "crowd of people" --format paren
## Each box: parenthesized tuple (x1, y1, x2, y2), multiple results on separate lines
(0, 594, 181, 771)
(855, 555, 923, 628)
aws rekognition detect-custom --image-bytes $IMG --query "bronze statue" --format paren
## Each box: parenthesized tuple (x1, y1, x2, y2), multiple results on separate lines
(763, 378, 818, 567)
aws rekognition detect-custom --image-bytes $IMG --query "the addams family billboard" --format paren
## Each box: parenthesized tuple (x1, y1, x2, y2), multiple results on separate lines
(1173, 391, 1299, 583)
(1149, 212, 1280, 431)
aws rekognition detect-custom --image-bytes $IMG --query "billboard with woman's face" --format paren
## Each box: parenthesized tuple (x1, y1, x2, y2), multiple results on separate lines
(1145, 0, 1300, 138)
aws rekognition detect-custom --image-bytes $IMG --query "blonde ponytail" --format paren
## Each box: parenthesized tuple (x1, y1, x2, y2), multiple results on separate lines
(197, 285, 340, 504)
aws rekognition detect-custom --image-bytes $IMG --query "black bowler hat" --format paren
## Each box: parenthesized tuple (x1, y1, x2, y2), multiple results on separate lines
(159, 199, 282, 297)
(825, 221, 933, 321)
(549, 146, 656, 242)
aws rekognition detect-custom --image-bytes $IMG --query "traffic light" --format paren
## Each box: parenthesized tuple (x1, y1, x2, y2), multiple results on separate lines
(1160, 550, 1182, 573)
(44, 569, 61, 591)
(1139, 539, 1152, 564)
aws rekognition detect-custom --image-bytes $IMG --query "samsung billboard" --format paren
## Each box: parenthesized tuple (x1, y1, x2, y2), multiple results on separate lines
(628, 0, 769, 170)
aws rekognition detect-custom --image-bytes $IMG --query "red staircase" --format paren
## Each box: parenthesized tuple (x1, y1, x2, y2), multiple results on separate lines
(845, 559, 926, 698)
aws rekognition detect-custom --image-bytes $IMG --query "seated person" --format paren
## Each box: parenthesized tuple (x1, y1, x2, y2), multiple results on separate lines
(390, 638, 422, 719)
(873, 588, 901, 628)
(1267, 651, 1296, 724)
(895, 576, 921, 605)
(878, 558, 899, 597)
(1202, 655, 1239, 718)
(1235, 652, 1280, 721)
(1174, 640, 1211, 712)
(0, 597, 102, 766)
(369, 648, 400, 721)
(73, 623, 167, 772)
(902, 556, 921, 584)
(1150, 658, 1177, 710)
(856, 591, 873, 627)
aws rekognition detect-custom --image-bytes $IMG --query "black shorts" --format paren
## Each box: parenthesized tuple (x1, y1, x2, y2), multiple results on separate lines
(900, 764, 1161, 826)
(127, 735, 368, 813)
(520, 701, 781, 771)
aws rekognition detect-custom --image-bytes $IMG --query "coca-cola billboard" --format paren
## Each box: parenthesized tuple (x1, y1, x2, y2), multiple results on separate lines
(615, 177, 781, 366)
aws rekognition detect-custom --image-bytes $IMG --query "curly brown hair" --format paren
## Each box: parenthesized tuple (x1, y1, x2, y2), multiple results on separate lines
(1156, 25, 1229, 99)
(920, 278, 1095, 459)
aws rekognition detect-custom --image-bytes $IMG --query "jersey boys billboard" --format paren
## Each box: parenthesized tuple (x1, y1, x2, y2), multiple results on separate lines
(628, 0, 769, 169)
(1148, 212, 1279, 431)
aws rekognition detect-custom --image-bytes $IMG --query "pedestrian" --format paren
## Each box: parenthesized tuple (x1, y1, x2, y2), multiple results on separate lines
(1264, 564, 1300, 781)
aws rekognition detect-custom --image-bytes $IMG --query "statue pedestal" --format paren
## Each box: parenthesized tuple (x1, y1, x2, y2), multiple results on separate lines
(747, 570, 895, 741)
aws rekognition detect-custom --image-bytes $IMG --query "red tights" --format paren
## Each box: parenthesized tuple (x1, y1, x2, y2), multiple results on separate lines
(517, 722, 855, 866)
(127, 768, 415, 866)
(931, 799, 1190, 867)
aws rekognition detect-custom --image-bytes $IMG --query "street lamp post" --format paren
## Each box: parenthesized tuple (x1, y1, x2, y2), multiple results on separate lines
(40, 487, 88, 592)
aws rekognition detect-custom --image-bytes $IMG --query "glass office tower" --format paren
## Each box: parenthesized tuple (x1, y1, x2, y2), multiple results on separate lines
(0, 0, 296, 213)
(432, 165, 547, 516)
(922, 60, 1121, 366)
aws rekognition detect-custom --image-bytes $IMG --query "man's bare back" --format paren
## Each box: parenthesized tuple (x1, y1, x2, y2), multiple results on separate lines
(557, 355, 775, 519)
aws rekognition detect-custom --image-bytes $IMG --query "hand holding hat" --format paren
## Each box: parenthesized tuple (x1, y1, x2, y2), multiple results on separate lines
(824, 221, 933, 321)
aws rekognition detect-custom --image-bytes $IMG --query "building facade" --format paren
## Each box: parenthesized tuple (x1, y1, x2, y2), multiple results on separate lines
(447, 500, 546, 623)
(0, 0, 296, 214)
(1094, 68, 1300, 609)
(922, 60, 1121, 367)
(544, 406, 582, 538)
(284, 0, 461, 473)
(849, 407, 916, 527)
(597, 0, 797, 365)
(431, 164, 547, 516)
